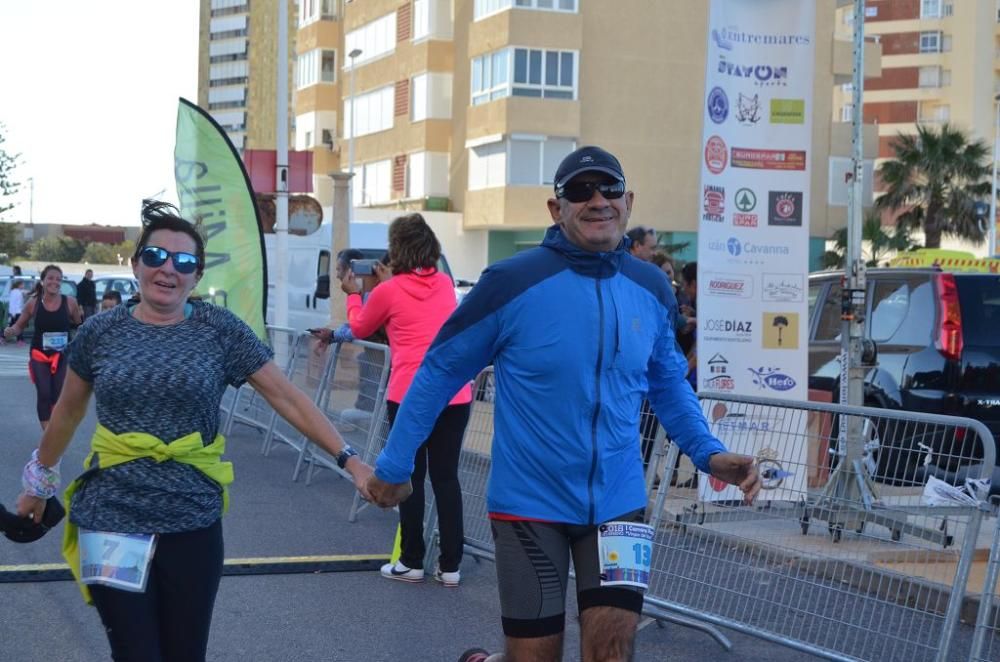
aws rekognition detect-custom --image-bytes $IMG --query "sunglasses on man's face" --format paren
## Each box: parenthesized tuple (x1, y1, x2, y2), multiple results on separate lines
(556, 180, 627, 204)
(138, 246, 200, 274)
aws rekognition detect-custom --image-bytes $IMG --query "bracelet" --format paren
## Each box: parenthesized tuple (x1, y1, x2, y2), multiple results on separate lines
(22, 449, 61, 498)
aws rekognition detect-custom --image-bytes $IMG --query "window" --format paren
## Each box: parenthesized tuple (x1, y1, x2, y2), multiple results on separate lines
(343, 85, 395, 138)
(411, 72, 452, 122)
(298, 0, 336, 26)
(296, 49, 336, 89)
(814, 282, 842, 342)
(513, 48, 575, 99)
(869, 281, 909, 342)
(474, 0, 576, 20)
(919, 31, 942, 53)
(406, 152, 449, 198)
(840, 104, 853, 122)
(468, 136, 575, 189)
(471, 48, 576, 104)
(920, 0, 942, 18)
(345, 13, 397, 68)
(353, 159, 392, 205)
(413, 0, 429, 40)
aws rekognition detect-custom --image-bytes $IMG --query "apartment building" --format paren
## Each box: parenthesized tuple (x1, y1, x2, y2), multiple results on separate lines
(198, 0, 295, 151)
(203, 0, 872, 265)
(833, 0, 998, 163)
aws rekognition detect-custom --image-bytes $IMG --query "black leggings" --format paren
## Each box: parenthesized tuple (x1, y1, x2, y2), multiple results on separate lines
(386, 401, 471, 572)
(29, 355, 67, 423)
(89, 521, 224, 662)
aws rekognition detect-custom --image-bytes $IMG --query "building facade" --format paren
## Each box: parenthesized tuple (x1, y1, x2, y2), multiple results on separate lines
(202, 0, 876, 266)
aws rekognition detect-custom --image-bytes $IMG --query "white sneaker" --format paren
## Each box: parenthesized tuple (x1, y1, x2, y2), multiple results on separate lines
(434, 567, 460, 587)
(380, 561, 424, 583)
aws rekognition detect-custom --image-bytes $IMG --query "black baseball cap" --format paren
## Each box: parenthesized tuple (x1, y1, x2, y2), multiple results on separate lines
(0, 497, 65, 543)
(554, 146, 625, 189)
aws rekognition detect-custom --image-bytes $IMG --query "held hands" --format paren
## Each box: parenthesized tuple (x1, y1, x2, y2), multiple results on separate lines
(364, 473, 413, 508)
(708, 453, 762, 505)
(344, 456, 376, 501)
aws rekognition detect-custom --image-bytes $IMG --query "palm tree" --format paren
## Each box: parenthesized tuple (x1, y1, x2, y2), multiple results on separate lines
(875, 123, 991, 249)
(819, 212, 916, 269)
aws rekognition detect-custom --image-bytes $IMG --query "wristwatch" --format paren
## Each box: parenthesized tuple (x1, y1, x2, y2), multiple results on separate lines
(336, 445, 358, 469)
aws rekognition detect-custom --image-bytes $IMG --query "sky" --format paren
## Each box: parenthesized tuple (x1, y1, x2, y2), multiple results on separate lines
(0, 0, 200, 227)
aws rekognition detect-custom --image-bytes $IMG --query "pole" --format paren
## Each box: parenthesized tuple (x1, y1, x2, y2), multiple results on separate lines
(28, 177, 33, 225)
(274, 0, 290, 328)
(348, 49, 361, 220)
(990, 97, 999, 257)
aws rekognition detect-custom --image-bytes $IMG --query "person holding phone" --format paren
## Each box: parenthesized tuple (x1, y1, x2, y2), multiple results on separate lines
(339, 213, 472, 587)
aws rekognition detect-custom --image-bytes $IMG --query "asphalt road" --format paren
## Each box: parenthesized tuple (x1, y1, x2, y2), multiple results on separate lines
(0, 341, 982, 661)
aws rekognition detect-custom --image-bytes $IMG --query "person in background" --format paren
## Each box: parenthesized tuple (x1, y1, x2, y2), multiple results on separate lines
(679, 261, 698, 389)
(4, 265, 83, 430)
(341, 213, 473, 587)
(363, 146, 760, 662)
(6, 279, 26, 344)
(12, 265, 22, 276)
(8, 200, 373, 662)
(77, 269, 97, 319)
(625, 225, 657, 262)
(101, 290, 123, 312)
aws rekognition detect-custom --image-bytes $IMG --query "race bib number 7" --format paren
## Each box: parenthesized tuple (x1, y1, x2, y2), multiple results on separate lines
(598, 521, 655, 589)
(79, 530, 158, 593)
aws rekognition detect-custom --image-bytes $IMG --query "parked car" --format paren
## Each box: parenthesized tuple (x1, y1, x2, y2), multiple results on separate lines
(92, 274, 139, 304)
(809, 268, 1000, 481)
(0, 276, 78, 338)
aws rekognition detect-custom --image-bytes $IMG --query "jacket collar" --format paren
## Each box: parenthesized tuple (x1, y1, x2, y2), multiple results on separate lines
(541, 224, 627, 279)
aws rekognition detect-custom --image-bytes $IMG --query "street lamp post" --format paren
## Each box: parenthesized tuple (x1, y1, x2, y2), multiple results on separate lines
(347, 47, 362, 219)
(990, 93, 1000, 257)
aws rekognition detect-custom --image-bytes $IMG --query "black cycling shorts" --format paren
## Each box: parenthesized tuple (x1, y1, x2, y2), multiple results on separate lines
(490, 509, 646, 638)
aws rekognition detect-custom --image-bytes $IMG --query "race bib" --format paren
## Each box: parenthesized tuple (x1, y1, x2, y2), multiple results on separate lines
(41, 332, 68, 352)
(598, 521, 655, 589)
(79, 530, 157, 593)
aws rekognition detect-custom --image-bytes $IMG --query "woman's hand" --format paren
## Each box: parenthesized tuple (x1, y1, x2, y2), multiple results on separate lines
(15, 492, 46, 522)
(2, 326, 13, 339)
(339, 270, 361, 295)
(373, 262, 392, 284)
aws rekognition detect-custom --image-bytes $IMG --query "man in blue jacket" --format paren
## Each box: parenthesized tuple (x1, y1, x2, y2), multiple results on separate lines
(367, 146, 760, 662)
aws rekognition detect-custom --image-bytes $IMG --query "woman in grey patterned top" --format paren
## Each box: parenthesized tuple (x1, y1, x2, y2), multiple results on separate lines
(12, 201, 374, 662)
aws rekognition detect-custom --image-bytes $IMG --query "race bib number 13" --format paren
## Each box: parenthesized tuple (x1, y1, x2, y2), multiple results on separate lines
(598, 521, 654, 589)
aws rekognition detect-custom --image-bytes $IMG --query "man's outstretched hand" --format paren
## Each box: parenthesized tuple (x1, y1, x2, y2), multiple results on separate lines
(365, 473, 413, 508)
(708, 453, 761, 504)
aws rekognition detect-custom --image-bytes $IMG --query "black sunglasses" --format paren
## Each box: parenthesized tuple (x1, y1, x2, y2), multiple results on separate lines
(556, 180, 627, 203)
(138, 246, 200, 274)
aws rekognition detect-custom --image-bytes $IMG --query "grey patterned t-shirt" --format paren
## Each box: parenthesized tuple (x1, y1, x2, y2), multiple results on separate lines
(67, 301, 273, 533)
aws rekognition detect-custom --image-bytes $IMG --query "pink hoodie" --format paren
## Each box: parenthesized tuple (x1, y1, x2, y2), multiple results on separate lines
(346, 269, 473, 406)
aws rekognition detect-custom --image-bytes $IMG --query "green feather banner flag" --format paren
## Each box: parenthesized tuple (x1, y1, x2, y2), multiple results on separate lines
(174, 97, 267, 341)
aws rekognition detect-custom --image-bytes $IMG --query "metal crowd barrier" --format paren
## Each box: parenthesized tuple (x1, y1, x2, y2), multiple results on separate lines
(969, 506, 1000, 662)
(259, 331, 326, 459)
(221, 326, 301, 437)
(645, 393, 995, 662)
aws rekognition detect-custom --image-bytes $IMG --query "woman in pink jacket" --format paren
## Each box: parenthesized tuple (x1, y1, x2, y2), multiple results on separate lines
(340, 213, 472, 586)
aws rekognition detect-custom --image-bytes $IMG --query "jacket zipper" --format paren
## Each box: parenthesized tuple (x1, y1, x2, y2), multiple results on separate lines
(588, 278, 604, 525)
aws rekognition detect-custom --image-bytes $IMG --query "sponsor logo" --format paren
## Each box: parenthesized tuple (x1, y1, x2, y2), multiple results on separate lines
(731, 148, 806, 171)
(717, 58, 788, 87)
(768, 191, 803, 226)
(748, 366, 797, 392)
(733, 188, 758, 226)
(757, 447, 794, 490)
(708, 403, 785, 435)
(702, 353, 734, 391)
(702, 185, 725, 222)
(770, 98, 805, 124)
(734, 213, 758, 227)
(762, 312, 800, 350)
(708, 237, 790, 264)
(703, 318, 753, 344)
(735, 93, 761, 125)
(704, 272, 753, 298)
(704, 135, 728, 174)
(707, 87, 729, 124)
(711, 26, 812, 50)
(762, 274, 804, 302)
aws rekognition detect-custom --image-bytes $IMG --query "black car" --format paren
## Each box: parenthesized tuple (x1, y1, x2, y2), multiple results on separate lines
(809, 269, 1000, 479)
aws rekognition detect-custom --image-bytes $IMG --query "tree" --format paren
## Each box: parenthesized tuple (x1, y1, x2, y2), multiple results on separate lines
(875, 123, 991, 249)
(0, 223, 28, 263)
(819, 212, 917, 269)
(0, 123, 19, 217)
(28, 235, 86, 262)
(82, 239, 135, 265)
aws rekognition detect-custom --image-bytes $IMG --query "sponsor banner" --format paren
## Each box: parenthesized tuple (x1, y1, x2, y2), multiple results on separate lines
(697, 0, 813, 500)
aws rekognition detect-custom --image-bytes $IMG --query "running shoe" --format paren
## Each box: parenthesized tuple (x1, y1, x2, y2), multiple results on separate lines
(457, 648, 491, 662)
(434, 566, 460, 587)
(379, 561, 424, 583)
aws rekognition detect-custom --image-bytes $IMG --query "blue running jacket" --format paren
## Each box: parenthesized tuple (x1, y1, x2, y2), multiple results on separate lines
(375, 225, 726, 525)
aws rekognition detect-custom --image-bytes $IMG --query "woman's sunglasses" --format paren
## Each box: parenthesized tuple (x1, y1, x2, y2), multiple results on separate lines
(138, 246, 200, 274)
(555, 180, 627, 203)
